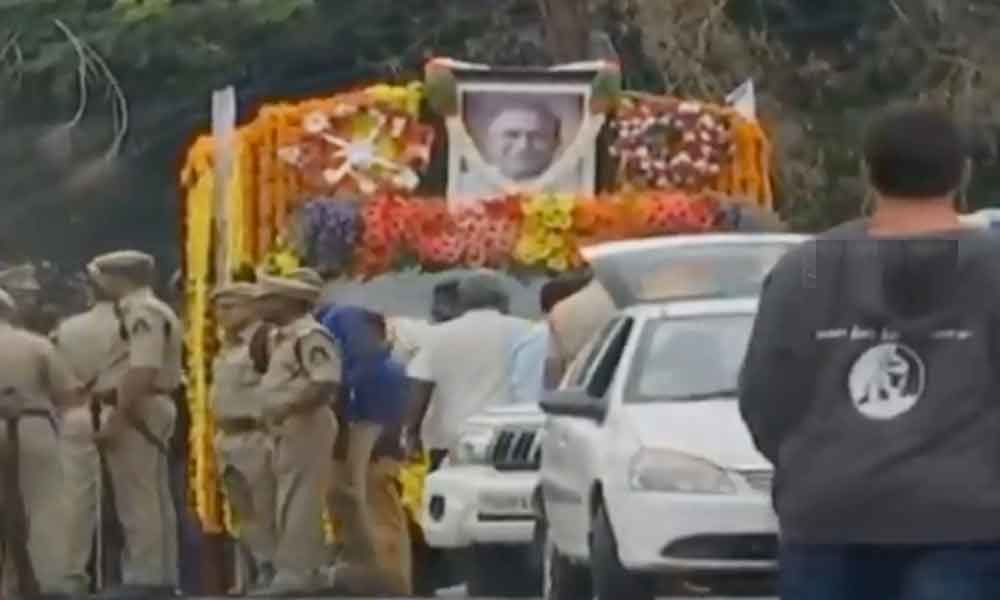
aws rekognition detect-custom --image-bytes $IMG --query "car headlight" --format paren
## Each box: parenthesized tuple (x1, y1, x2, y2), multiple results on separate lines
(449, 426, 495, 466)
(628, 449, 737, 494)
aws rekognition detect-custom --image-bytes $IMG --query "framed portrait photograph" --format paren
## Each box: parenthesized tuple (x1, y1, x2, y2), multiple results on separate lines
(435, 62, 607, 207)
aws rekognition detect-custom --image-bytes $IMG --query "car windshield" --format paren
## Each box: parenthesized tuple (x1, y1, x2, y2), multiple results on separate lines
(626, 313, 754, 403)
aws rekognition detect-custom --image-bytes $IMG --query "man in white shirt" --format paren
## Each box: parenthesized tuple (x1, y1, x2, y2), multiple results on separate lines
(405, 273, 531, 470)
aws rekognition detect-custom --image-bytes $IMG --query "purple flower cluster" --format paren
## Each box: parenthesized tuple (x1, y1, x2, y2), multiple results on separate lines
(295, 198, 362, 271)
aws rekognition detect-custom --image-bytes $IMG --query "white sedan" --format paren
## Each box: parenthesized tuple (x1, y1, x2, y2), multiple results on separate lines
(536, 233, 805, 600)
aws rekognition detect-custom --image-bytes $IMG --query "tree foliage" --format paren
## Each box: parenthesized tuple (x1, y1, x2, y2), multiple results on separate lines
(1, 0, 997, 267)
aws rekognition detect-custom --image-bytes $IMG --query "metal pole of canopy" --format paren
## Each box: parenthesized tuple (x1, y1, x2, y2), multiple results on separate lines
(204, 85, 237, 595)
(212, 87, 236, 286)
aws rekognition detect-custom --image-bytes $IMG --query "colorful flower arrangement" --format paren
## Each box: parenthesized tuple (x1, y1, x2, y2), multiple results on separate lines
(178, 70, 779, 535)
(611, 94, 773, 208)
(611, 97, 731, 190)
(286, 192, 723, 280)
(276, 93, 434, 196)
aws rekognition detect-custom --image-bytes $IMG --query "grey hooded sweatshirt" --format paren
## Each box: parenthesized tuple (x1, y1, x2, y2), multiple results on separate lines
(740, 219, 1000, 544)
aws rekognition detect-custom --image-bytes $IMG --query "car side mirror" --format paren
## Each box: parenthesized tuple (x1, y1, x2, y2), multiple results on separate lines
(540, 389, 605, 421)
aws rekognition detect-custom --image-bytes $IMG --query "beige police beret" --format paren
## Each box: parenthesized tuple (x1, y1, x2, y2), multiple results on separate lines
(88, 250, 156, 280)
(210, 282, 258, 303)
(285, 268, 324, 288)
(256, 273, 321, 302)
(0, 288, 16, 313)
(0, 264, 40, 292)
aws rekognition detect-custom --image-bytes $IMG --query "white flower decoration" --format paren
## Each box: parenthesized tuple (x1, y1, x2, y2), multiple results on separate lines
(390, 117, 408, 138)
(331, 104, 358, 118)
(393, 169, 420, 191)
(678, 101, 702, 114)
(277, 146, 302, 165)
(303, 111, 331, 134)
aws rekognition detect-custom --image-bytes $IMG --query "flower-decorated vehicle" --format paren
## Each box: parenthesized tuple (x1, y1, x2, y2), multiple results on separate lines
(178, 58, 780, 593)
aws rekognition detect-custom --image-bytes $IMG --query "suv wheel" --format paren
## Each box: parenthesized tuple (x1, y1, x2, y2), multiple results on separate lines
(539, 516, 592, 600)
(591, 503, 654, 600)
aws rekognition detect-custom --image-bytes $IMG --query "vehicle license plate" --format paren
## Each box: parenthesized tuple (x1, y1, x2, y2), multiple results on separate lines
(480, 492, 533, 515)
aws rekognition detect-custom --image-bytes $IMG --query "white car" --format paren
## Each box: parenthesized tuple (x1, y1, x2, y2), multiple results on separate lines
(960, 208, 1000, 229)
(536, 233, 806, 600)
(421, 404, 546, 597)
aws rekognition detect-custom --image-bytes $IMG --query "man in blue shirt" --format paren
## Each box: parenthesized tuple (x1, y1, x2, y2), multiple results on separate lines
(316, 305, 411, 596)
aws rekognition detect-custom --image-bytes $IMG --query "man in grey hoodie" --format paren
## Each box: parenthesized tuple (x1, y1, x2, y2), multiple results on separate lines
(740, 106, 1000, 600)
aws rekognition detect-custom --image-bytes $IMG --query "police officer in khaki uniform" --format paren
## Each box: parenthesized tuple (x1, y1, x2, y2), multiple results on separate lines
(52, 275, 129, 595)
(86, 250, 182, 596)
(251, 271, 341, 596)
(0, 288, 80, 596)
(210, 282, 276, 592)
(0, 263, 42, 330)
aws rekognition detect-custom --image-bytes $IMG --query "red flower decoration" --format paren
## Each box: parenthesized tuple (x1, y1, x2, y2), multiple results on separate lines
(452, 197, 522, 268)
(355, 194, 415, 276)
(637, 192, 719, 236)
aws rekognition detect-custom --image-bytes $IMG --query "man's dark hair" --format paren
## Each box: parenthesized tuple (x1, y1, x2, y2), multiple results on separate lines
(540, 273, 592, 314)
(363, 310, 387, 341)
(431, 280, 460, 323)
(863, 106, 967, 199)
(458, 273, 509, 312)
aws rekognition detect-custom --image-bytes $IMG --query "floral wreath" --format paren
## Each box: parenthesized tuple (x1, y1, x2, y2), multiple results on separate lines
(277, 95, 434, 196)
(611, 97, 733, 191)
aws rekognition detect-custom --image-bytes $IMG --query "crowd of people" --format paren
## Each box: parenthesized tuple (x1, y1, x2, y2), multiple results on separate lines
(5, 98, 991, 600)
(0, 237, 606, 599)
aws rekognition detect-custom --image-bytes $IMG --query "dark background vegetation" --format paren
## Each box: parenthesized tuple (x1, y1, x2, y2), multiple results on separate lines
(2, 0, 997, 272)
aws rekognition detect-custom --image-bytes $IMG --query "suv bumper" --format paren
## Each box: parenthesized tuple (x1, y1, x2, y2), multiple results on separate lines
(421, 465, 538, 549)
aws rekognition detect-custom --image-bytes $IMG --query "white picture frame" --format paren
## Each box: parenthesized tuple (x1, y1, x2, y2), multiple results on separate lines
(442, 65, 606, 208)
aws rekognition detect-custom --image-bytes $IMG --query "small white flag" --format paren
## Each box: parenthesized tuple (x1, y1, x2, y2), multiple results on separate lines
(726, 79, 757, 121)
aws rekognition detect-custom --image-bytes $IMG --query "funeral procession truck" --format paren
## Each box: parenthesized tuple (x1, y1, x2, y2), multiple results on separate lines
(177, 56, 777, 595)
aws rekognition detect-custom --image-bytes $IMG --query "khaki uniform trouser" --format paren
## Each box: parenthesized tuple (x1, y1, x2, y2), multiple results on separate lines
(272, 408, 337, 586)
(0, 415, 69, 595)
(328, 423, 412, 596)
(108, 396, 179, 587)
(60, 405, 101, 591)
(214, 429, 277, 568)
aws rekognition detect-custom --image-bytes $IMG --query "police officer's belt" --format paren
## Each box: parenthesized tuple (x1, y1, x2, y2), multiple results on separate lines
(216, 417, 265, 435)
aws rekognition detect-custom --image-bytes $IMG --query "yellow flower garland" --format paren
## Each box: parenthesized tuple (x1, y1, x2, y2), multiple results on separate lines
(183, 165, 223, 532)
(514, 194, 578, 271)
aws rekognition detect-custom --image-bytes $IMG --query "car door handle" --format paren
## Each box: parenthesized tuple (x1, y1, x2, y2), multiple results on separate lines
(556, 435, 569, 448)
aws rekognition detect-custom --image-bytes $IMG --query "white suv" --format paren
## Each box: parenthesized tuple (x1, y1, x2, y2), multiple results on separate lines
(535, 234, 805, 600)
(421, 404, 546, 597)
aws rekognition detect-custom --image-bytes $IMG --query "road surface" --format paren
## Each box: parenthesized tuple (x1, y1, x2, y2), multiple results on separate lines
(434, 584, 777, 599)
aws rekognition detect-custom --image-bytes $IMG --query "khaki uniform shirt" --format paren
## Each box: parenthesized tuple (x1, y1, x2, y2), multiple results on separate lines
(51, 302, 127, 395)
(119, 288, 184, 394)
(259, 314, 341, 415)
(211, 322, 265, 420)
(0, 322, 79, 411)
